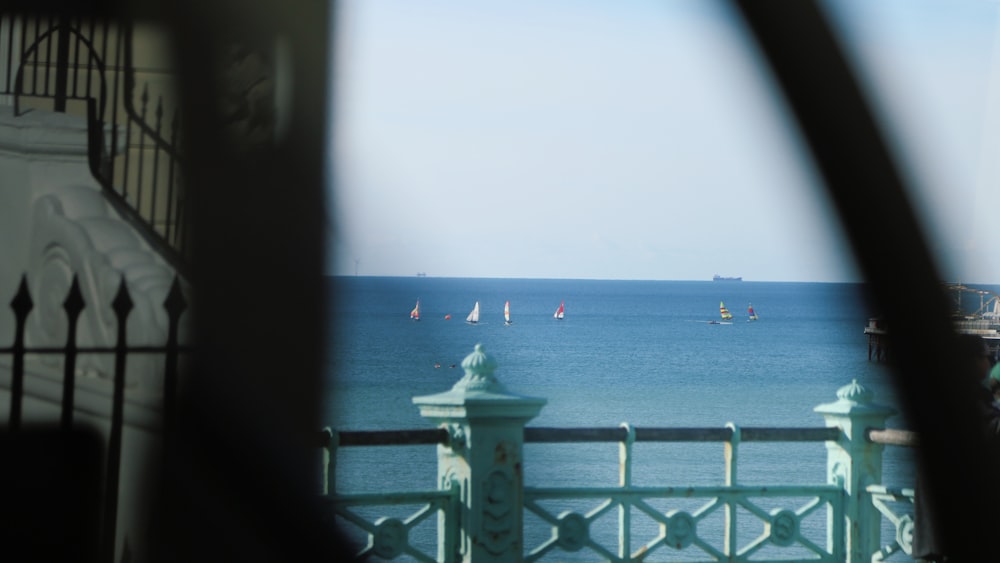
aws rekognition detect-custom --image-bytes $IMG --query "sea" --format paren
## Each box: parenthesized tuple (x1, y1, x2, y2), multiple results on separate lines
(322, 276, 921, 561)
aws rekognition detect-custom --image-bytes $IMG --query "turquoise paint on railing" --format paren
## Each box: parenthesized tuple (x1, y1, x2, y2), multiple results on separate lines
(322, 346, 908, 563)
(413, 343, 546, 562)
(815, 379, 897, 562)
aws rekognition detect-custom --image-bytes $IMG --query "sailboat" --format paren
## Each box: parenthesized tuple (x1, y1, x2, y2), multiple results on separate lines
(410, 300, 420, 321)
(719, 301, 733, 321)
(466, 301, 480, 324)
(748, 303, 759, 321)
(554, 301, 565, 320)
(504, 301, 512, 325)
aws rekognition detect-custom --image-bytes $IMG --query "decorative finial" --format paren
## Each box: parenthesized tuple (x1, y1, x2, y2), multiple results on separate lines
(836, 379, 873, 404)
(452, 343, 502, 392)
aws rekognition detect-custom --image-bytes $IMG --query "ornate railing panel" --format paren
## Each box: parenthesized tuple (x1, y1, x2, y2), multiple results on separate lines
(524, 486, 843, 562)
(868, 485, 915, 562)
(520, 425, 845, 562)
(318, 428, 460, 562)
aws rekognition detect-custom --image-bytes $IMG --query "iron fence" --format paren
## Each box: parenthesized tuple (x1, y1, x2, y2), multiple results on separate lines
(1, 13, 187, 276)
(1, 272, 191, 563)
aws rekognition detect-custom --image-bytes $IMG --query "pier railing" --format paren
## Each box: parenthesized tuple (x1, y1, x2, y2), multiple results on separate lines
(320, 345, 917, 563)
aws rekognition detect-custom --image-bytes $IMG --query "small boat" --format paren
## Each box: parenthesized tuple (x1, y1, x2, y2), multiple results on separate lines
(504, 301, 512, 325)
(554, 301, 565, 320)
(719, 301, 733, 321)
(466, 301, 480, 324)
(748, 303, 759, 321)
(410, 300, 420, 321)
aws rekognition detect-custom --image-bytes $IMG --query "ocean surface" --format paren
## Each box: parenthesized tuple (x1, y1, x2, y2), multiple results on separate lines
(322, 276, 919, 560)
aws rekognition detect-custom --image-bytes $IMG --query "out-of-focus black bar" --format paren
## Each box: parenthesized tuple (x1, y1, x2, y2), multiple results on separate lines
(730, 2, 1000, 559)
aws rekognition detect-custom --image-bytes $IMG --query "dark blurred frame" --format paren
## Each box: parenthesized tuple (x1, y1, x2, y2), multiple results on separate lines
(5, 0, 996, 561)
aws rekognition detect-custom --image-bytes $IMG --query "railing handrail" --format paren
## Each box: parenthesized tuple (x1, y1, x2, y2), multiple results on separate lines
(867, 427, 918, 447)
(321, 425, 846, 449)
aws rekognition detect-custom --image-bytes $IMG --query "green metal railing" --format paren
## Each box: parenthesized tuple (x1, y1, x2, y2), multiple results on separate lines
(522, 424, 845, 562)
(320, 347, 913, 562)
(319, 425, 919, 563)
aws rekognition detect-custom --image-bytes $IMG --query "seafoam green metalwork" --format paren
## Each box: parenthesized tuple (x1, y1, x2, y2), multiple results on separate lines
(523, 483, 843, 561)
(324, 489, 459, 562)
(868, 485, 915, 562)
(321, 347, 909, 563)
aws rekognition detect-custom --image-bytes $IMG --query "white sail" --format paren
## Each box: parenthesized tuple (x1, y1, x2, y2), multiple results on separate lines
(466, 301, 480, 324)
(504, 301, 511, 325)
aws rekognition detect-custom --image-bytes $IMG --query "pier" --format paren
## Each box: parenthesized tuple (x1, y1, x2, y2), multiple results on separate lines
(321, 345, 915, 562)
(865, 283, 1000, 361)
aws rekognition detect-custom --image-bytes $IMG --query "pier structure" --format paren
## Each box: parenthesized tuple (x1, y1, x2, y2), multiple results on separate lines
(865, 283, 1000, 361)
(321, 345, 913, 562)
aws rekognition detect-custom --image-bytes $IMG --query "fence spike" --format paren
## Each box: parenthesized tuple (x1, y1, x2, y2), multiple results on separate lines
(63, 274, 85, 319)
(111, 275, 134, 319)
(163, 276, 187, 321)
(10, 274, 33, 319)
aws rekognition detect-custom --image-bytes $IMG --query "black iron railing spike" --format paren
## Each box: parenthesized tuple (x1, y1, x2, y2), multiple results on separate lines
(63, 274, 85, 318)
(163, 275, 187, 320)
(61, 275, 85, 432)
(111, 275, 134, 319)
(10, 273, 33, 318)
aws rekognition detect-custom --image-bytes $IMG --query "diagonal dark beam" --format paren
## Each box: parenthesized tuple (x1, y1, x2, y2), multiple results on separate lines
(730, 1, 1000, 559)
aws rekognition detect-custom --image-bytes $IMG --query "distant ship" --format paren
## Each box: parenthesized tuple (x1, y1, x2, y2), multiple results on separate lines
(713, 274, 742, 282)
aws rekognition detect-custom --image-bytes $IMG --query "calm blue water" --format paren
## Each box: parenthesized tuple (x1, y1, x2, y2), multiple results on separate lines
(323, 277, 916, 559)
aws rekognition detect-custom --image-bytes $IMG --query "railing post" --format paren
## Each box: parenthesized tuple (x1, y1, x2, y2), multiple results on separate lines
(814, 379, 896, 563)
(414, 344, 546, 563)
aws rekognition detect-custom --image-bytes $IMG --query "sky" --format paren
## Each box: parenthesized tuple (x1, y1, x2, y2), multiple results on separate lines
(326, 0, 1000, 283)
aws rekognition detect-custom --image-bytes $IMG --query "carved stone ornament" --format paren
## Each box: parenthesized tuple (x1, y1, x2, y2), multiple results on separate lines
(28, 185, 190, 388)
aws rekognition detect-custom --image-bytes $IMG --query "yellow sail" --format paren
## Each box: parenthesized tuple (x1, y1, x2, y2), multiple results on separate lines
(720, 301, 733, 320)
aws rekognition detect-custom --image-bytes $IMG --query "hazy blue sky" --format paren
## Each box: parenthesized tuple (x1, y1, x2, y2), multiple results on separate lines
(327, 0, 1000, 283)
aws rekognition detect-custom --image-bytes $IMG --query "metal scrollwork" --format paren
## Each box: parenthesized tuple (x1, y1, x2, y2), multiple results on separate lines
(896, 514, 914, 555)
